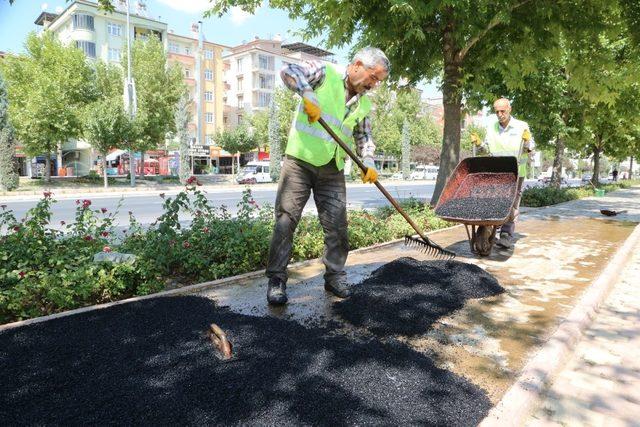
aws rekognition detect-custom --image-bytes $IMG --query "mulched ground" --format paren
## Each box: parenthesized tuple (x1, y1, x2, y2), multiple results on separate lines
(334, 258, 505, 337)
(1, 295, 492, 426)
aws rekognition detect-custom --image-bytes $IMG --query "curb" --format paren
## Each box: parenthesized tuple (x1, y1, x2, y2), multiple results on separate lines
(0, 223, 461, 332)
(480, 221, 640, 427)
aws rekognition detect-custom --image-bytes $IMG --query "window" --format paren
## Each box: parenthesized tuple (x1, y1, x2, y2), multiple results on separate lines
(205, 134, 214, 145)
(108, 48, 121, 62)
(75, 40, 96, 58)
(223, 116, 228, 125)
(237, 77, 243, 91)
(258, 74, 274, 90)
(257, 92, 272, 107)
(237, 95, 244, 109)
(185, 46, 191, 55)
(258, 54, 274, 71)
(72, 14, 94, 31)
(204, 69, 213, 80)
(169, 42, 179, 54)
(238, 115, 243, 124)
(205, 112, 214, 124)
(236, 58, 243, 72)
(204, 49, 214, 60)
(204, 91, 213, 101)
(107, 22, 122, 36)
(184, 68, 191, 78)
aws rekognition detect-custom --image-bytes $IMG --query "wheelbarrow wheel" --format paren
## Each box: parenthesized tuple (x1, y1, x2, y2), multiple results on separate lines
(473, 226, 494, 256)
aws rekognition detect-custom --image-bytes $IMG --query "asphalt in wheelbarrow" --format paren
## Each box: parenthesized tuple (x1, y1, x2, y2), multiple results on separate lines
(334, 257, 505, 337)
(1, 295, 492, 426)
(436, 196, 514, 221)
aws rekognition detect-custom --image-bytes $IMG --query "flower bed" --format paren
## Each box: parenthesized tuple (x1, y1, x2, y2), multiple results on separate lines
(0, 180, 450, 323)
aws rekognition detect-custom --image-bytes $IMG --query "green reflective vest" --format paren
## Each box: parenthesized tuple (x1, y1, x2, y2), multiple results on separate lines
(485, 119, 531, 177)
(285, 64, 372, 171)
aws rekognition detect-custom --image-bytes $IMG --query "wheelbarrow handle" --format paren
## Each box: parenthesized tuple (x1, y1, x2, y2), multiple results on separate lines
(317, 117, 429, 242)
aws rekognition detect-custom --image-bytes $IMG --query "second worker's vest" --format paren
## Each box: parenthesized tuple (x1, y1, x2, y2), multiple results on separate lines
(285, 64, 372, 171)
(486, 121, 530, 177)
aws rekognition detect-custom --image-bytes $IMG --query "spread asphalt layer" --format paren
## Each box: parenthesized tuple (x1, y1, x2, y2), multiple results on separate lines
(1, 296, 492, 426)
(335, 258, 505, 337)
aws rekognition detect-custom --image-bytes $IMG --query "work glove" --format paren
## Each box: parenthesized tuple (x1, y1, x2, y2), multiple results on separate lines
(360, 157, 378, 183)
(302, 90, 321, 123)
(470, 132, 482, 147)
(522, 128, 532, 151)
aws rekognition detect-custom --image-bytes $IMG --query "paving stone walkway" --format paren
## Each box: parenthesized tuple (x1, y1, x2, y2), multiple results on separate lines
(527, 238, 640, 427)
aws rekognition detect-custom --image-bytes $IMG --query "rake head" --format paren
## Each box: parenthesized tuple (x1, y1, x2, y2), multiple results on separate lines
(404, 235, 456, 260)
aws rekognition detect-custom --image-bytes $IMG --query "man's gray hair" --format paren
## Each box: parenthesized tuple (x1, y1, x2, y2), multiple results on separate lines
(352, 47, 390, 73)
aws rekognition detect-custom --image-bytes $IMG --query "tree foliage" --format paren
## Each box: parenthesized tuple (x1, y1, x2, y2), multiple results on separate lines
(0, 73, 18, 191)
(123, 36, 184, 153)
(204, 0, 633, 204)
(1, 32, 94, 182)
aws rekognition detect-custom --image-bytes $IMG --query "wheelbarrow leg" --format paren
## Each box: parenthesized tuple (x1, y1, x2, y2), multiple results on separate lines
(465, 225, 476, 253)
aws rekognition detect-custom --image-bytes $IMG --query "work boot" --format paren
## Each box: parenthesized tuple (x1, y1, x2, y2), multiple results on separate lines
(267, 278, 288, 305)
(496, 232, 514, 249)
(324, 277, 352, 298)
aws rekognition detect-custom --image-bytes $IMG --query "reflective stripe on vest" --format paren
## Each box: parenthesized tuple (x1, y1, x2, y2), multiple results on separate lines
(285, 64, 372, 170)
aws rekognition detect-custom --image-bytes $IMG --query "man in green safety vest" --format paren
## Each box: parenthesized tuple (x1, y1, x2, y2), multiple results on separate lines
(265, 47, 390, 305)
(474, 98, 534, 249)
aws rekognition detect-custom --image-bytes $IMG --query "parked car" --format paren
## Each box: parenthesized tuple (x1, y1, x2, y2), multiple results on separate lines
(410, 165, 439, 180)
(539, 176, 568, 185)
(581, 174, 592, 183)
(236, 161, 272, 184)
(390, 171, 405, 180)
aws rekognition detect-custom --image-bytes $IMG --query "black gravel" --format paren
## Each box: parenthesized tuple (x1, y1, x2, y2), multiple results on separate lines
(335, 258, 505, 337)
(435, 197, 514, 221)
(1, 296, 492, 426)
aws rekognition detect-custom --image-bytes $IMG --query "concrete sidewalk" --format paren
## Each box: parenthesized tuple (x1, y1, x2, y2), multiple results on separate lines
(526, 238, 640, 427)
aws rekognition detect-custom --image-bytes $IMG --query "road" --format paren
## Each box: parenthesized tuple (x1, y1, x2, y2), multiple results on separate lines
(1, 179, 579, 229)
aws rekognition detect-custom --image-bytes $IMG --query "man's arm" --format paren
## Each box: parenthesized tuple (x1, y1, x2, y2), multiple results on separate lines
(353, 117, 376, 169)
(280, 61, 325, 96)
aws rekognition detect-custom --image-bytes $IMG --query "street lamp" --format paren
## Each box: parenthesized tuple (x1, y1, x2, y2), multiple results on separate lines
(123, 0, 137, 187)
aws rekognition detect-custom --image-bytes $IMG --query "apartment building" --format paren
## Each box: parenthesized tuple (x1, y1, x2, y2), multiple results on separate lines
(32, 0, 227, 176)
(222, 36, 336, 128)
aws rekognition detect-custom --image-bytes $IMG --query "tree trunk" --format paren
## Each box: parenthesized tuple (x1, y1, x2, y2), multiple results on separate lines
(102, 152, 108, 188)
(591, 144, 601, 188)
(140, 150, 146, 179)
(431, 22, 462, 206)
(44, 153, 51, 183)
(551, 135, 564, 188)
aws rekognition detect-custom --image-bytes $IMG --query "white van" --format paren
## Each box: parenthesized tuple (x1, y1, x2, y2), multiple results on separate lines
(410, 164, 439, 180)
(237, 161, 272, 184)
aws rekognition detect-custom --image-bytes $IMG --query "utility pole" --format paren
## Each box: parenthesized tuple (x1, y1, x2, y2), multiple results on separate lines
(123, 0, 137, 187)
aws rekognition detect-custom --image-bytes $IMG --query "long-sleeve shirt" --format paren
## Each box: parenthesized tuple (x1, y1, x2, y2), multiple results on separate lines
(280, 60, 376, 162)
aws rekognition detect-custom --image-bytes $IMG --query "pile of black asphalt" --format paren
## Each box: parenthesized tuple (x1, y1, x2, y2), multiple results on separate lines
(436, 197, 514, 221)
(0, 295, 492, 426)
(334, 257, 505, 337)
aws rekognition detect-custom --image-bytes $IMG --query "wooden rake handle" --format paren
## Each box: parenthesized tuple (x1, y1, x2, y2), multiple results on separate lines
(317, 117, 429, 241)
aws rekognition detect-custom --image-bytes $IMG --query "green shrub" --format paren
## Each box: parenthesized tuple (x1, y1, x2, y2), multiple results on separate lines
(0, 185, 452, 324)
(521, 180, 640, 207)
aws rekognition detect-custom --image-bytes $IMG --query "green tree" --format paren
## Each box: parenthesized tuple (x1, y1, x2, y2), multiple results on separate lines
(174, 91, 192, 184)
(206, 0, 631, 204)
(81, 62, 130, 188)
(216, 124, 258, 175)
(0, 73, 19, 191)
(1, 32, 94, 182)
(124, 36, 184, 178)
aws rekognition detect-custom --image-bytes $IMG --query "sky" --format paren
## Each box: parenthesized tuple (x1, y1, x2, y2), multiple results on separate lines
(0, 0, 441, 97)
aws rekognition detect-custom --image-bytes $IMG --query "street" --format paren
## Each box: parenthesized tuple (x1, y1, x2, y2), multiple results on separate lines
(1, 179, 578, 228)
